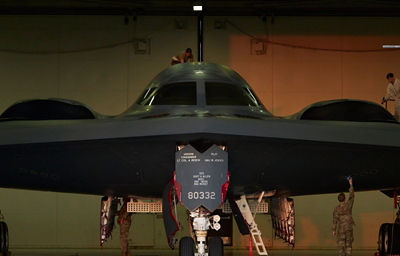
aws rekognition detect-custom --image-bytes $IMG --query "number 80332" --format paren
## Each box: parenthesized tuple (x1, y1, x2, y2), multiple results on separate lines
(187, 191, 216, 200)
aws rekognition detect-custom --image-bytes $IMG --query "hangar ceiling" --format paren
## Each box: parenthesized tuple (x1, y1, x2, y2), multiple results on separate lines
(0, 0, 398, 16)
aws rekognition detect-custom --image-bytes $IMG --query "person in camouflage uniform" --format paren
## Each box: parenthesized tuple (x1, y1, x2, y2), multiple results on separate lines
(118, 198, 133, 256)
(333, 177, 355, 256)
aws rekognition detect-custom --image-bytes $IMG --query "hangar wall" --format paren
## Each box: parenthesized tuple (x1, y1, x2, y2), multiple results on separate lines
(0, 15, 399, 250)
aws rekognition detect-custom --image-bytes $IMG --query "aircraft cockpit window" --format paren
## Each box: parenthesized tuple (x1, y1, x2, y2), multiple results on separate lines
(137, 83, 197, 105)
(205, 82, 260, 106)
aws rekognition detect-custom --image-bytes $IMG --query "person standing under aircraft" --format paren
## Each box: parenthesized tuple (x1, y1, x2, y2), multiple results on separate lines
(171, 48, 194, 65)
(118, 198, 133, 256)
(333, 177, 355, 256)
(382, 73, 400, 121)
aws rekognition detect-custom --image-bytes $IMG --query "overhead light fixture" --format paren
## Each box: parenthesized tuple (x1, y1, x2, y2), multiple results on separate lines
(193, 1, 202, 11)
(193, 5, 202, 11)
(382, 45, 400, 48)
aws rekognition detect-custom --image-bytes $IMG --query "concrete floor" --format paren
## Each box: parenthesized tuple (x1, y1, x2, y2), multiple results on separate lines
(6, 249, 378, 256)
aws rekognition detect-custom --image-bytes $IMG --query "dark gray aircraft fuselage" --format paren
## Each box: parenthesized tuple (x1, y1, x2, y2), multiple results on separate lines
(0, 62, 399, 198)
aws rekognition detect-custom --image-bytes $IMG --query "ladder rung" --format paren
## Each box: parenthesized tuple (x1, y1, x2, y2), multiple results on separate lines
(250, 231, 268, 255)
(236, 196, 269, 256)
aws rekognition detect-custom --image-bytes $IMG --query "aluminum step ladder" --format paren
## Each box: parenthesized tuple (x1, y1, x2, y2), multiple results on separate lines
(236, 195, 268, 256)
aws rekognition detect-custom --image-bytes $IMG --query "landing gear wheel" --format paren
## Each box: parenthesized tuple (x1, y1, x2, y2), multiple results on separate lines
(378, 223, 400, 256)
(179, 236, 194, 256)
(0, 221, 9, 255)
(208, 237, 223, 256)
(378, 223, 391, 256)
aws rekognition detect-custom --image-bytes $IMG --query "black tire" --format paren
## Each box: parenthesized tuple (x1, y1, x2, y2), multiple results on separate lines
(392, 223, 400, 253)
(378, 223, 397, 256)
(0, 221, 9, 255)
(208, 237, 224, 256)
(179, 236, 194, 256)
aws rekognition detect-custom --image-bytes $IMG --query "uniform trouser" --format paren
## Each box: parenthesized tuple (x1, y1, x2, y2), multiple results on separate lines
(394, 99, 400, 121)
(337, 229, 353, 256)
(119, 216, 132, 256)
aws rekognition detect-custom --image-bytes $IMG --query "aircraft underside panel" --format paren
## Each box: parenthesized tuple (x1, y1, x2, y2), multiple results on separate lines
(0, 133, 399, 198)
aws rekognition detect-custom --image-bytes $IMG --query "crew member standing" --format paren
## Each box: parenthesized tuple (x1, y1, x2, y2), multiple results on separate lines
(333, 177, 355, 256)
(118, 198, 133, 256)
(171, 48, 194, 65)
(382, 73, 400, 121)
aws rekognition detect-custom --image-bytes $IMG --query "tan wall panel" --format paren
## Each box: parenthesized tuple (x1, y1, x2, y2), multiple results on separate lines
(271, 44, 342, 115)
(342, 50, 400, 102)
(0, 189, 58, 248)
(58, 46, 129, 115)
(228, 35, 273, 111)
(0, 53, 59, 112)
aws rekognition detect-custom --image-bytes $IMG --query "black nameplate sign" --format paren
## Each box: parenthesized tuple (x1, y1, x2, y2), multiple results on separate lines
(175, 144, 228, 212)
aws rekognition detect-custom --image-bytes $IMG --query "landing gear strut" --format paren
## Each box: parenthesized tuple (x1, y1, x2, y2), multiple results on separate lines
(192, 208, 221, 256)
(180, 208, 222, 256)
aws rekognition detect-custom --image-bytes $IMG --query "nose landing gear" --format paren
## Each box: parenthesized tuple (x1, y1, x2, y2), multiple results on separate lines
(174, 144, 229, 256)
(179, 209, 223, 256)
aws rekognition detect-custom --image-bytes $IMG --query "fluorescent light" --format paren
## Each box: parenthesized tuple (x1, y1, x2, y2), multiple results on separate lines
(193, 5, 202, 11)
(382, 45, 400, 48)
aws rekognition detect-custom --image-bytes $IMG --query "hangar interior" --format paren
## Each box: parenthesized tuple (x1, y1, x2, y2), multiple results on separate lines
(0, 0, 400, 253)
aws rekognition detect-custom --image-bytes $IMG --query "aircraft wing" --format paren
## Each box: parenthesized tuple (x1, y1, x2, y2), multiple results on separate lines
(1, 114, 399, 198)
